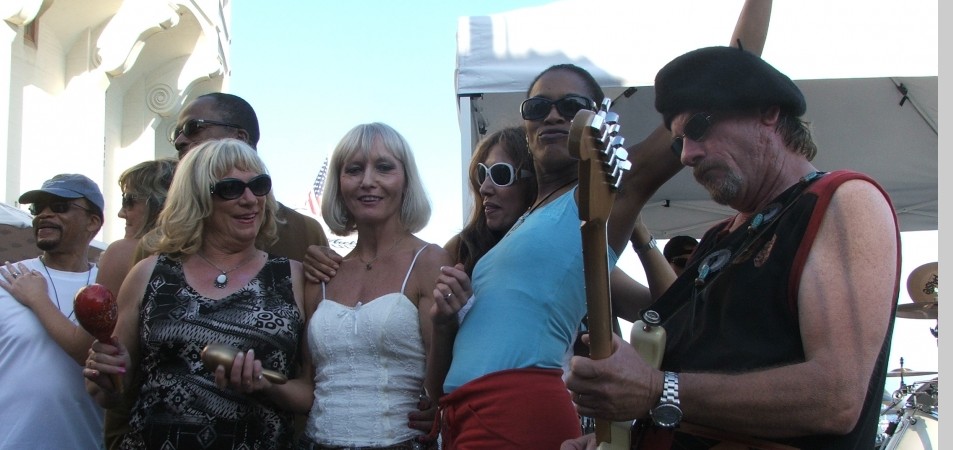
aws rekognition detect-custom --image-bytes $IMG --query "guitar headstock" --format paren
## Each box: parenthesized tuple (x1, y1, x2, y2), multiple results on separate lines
(569, 98, 631, 222)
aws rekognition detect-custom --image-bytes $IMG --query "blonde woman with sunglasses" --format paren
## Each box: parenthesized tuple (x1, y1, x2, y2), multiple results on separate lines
(84, 139, 313, 449)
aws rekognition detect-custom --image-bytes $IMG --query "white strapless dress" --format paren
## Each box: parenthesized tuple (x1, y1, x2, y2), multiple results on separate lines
(304, 247, 428, 447)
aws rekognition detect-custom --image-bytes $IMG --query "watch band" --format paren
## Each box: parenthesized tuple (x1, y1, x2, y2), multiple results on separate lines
(650, 371, 683, 428)
(634, 236, 657, 254)
(660, 371, 680, 406)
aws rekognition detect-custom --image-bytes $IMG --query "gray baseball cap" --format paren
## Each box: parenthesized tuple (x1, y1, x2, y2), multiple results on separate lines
(19, 173, 105, 217)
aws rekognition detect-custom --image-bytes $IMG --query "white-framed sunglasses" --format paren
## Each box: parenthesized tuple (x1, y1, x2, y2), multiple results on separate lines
(477, 162, 533, 187)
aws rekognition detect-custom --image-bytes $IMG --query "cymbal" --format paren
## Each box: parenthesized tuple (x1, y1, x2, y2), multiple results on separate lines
(896, 301, 938, 320)
(886, 368, 937, 377)
(907, 261, 938, 303)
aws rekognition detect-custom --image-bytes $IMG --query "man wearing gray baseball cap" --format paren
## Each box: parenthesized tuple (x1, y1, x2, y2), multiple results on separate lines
(0, 173, 105, 448)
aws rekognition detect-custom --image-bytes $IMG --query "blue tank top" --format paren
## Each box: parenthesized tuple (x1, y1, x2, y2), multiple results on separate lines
(444, 187, 618, 392)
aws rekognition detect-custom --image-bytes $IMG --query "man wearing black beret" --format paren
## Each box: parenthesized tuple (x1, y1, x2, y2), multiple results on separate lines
(565, 47, 901, 449)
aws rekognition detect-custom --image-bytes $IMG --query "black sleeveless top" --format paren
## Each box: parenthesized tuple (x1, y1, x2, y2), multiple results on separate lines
(648, 171, 899, 449)
(123, 254, 302, 450)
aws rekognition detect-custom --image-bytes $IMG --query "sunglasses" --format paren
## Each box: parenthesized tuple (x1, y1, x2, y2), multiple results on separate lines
(520, 95, 596, 121)
(169, 119, 244, 143)
(477, 162, 533, 187)
(670, 113, 714, 157)
(121, 193, 140, 209)
(670, 256, 689, 269)
(210, 174, 272, 200)
(29, 201, 94, 216)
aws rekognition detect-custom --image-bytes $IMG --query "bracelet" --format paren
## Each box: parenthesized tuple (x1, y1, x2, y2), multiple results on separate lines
(634, 236, 657, 254)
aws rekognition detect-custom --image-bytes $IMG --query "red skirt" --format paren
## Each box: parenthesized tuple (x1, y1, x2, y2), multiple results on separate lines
(440, 368, 581, 449)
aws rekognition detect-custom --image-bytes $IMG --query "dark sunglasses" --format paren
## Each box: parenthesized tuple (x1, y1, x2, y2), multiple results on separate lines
(477, 162, 533, 187)
(169, 119, 244, 143)
(520, 95, 596, 121)
(29, 201, 94, 216)
(121, 193, 140, 209)
(210, 174, 272, 200)
(670, 113, 714, 157)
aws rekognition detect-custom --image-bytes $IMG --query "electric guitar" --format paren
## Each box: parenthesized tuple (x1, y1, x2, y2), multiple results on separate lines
(568, 98, 632, 450)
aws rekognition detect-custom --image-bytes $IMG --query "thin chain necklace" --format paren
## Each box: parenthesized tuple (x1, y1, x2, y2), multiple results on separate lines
(39, 255, 92, 320)
(508, 177, 578, 235)
(195, 250, 261, 289)
(355, 235, 408, 271)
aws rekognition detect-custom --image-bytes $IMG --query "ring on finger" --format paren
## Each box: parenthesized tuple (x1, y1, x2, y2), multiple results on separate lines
(445, 293, 453, 300)
(256, 374, 263, 381)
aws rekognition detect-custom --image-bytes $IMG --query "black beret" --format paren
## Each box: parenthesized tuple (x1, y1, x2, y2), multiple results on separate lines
(654, 46, 806, 129)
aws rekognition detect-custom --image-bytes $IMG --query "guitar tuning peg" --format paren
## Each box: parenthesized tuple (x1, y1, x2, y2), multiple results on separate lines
(605, 112, 620, 125)
(611, 173, 624, 189)
(617, 159, 633, 172)
(610, 164, 623, 179)
(614, 147, 626, 159)
(610, 136, 625, 150)
(600, 98, 613, 112)
(588, 113, 605, 131)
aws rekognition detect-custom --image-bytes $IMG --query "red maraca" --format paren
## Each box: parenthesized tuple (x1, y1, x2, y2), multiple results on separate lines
(74, 283, 117, 341)
(74, 283, 122, 391)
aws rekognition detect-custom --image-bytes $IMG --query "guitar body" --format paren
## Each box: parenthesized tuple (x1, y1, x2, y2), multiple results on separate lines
(596, 422, 639, 450)
(630, 320, 666, 369)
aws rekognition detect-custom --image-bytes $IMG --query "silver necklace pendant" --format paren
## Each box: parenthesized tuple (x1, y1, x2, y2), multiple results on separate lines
(214, 273, 228, 289)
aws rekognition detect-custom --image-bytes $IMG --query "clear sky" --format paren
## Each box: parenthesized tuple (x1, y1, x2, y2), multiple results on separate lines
(229, 0, 939, 395)
(230, 0, 552, 247)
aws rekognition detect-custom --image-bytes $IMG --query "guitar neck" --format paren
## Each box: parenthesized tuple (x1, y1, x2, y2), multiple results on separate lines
(580, 220, 613, 359)
(580, 219, 614, 444)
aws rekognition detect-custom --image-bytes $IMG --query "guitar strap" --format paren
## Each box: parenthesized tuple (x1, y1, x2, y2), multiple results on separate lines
(641, 171, 826, 322)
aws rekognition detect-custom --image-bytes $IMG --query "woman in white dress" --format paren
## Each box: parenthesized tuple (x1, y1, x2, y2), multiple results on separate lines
(299, 123, 451, 450)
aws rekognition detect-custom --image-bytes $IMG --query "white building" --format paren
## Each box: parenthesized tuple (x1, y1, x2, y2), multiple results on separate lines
(2, 0, 231, 243)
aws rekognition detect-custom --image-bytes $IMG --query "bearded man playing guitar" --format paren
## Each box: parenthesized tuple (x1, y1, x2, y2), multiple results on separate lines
(563, 38, 900, 450)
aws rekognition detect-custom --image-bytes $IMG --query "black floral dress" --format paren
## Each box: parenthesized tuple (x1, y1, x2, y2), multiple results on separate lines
(122, 254, 302, 450)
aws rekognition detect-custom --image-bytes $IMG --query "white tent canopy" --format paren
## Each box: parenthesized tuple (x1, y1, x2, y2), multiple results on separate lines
(455, 0, 937, 237)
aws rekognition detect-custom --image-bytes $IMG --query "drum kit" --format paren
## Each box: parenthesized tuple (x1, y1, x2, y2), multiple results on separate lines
(875, 262, 938, 450)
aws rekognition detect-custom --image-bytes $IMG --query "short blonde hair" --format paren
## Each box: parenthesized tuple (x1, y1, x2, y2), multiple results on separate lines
(321, 123, 431, 235)
(143, 139, 278, 256)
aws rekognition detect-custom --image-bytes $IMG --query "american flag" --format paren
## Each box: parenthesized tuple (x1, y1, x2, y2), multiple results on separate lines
(306, 157, 329, 216)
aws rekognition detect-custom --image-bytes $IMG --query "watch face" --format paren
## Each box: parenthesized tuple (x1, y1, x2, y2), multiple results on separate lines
(651, 403, 683, 428)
